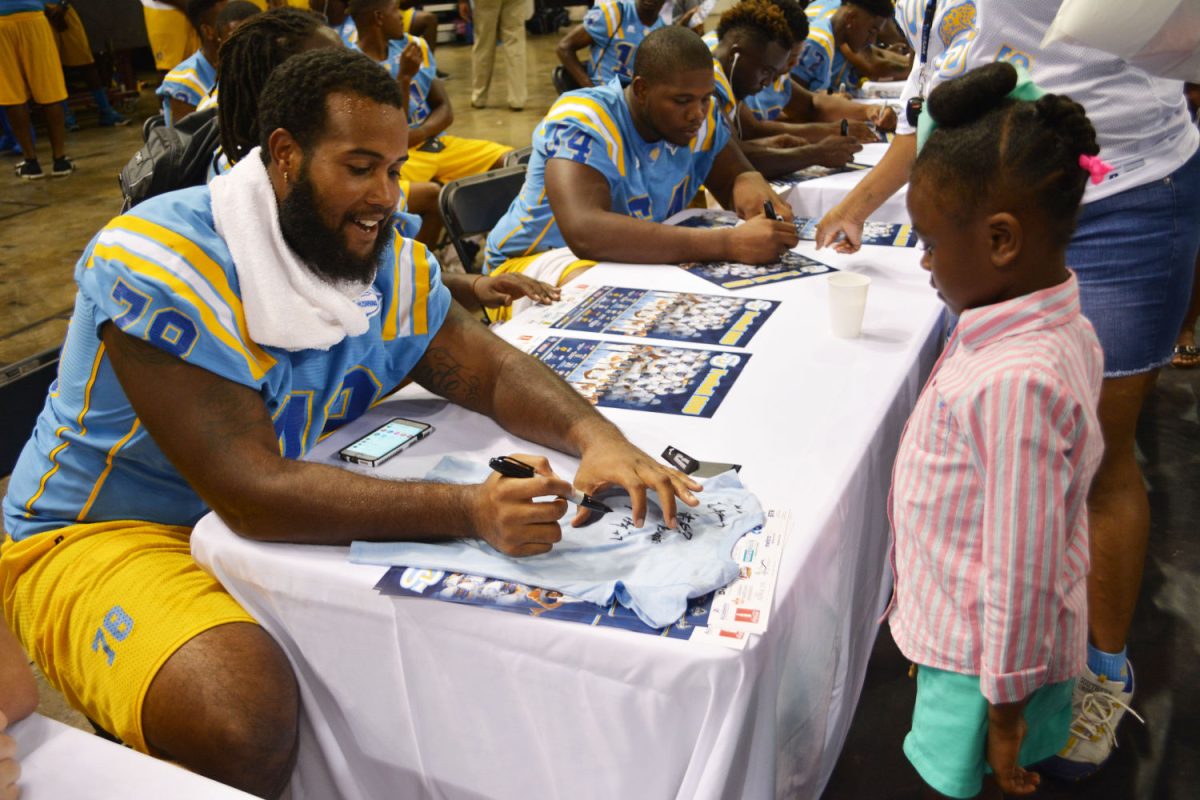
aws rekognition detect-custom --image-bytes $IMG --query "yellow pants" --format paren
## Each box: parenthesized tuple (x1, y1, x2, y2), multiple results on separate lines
(400, 134, 512, 184)
(52, 6, 93, 67)
(0, 521, 256, 752)
(142, 6, 200, 71)
(0, 11, 68, 106)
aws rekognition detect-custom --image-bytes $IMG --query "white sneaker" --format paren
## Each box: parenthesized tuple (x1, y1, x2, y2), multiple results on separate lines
(1040, 663, 1143, 781)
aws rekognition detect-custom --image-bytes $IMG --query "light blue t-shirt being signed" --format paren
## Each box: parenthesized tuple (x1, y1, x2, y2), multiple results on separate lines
(349, 456, 763, 628)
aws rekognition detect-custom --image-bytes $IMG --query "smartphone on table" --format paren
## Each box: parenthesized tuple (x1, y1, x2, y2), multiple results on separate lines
(337, 417, 434, 467)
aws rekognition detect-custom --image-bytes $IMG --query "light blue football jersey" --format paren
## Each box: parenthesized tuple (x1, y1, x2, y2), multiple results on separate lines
(745, 73, 793, 121)
(701, 31, 737, 120)
(3, 187, 451, 540)
(358, 34, 438, 135)
(583, 0, 665, 86)
(483, 79, 729, 272)
(332, 15, 357, 46)
(156, 48, 216, 127)
(792, 0, 861, 92)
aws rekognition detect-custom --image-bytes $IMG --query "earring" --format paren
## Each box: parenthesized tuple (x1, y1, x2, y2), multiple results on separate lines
(283, 169, 290, 184)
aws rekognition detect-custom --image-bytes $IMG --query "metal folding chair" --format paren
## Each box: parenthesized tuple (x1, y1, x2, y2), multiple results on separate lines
(437, 165, 528, 274)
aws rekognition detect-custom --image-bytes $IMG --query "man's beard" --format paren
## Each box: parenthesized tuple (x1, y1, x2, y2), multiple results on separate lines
(278, 171, 393, 286)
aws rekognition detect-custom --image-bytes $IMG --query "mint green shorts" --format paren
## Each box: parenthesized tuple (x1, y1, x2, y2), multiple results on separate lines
(903, 665, 1074, 799)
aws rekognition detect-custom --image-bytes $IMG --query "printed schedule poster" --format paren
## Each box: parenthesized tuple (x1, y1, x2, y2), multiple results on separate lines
(794, 217, 918, 248)
(681, 250, 836, 290)
(521, 336, 751, 417)
(524, 285, 780, 347)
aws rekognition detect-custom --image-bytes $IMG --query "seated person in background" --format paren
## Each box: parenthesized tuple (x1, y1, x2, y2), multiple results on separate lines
(485, 26, 798, 319)
(556, 0, 666, 89)
(793, 0, 906, 93)
(350, 0, 511, 187)
(1, 619, 37, 800)
(0, 46, 697, 799)
(214, 7, 344, 166)
(141, 0, 200, 73)
(660, 0, 714, 34)
(397, 0, 440, 56)
(876, 15, 911, 56)
(310, 0, 437, 54)
(837, 11, 911, 83)
(217, 0, 260, 42)
(312, 0, 364, 45)
(192, 0, 261, 112)
(157, 0, 227, 126)
(743, 0, 895, 136)
(707, 0, 862, 178)
(350, 0, 557, 307)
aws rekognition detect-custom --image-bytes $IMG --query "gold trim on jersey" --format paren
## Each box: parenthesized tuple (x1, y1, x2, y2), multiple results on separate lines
(22, 345, 106, 518)
(76, 419, 142, 521)
(92, 216, 277, 380)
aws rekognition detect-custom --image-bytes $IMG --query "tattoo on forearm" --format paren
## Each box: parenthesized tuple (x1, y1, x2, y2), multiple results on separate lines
(412, 346, 482, 406)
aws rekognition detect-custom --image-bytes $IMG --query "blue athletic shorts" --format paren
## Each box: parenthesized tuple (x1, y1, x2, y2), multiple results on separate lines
(1069, 147, 1200, 377)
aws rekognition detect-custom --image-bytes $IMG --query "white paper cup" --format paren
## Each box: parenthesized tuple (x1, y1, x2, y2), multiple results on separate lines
(827, 272, 871, 338)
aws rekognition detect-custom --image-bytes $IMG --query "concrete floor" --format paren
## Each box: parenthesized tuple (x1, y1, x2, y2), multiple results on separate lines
(2, 29, 1199, 800)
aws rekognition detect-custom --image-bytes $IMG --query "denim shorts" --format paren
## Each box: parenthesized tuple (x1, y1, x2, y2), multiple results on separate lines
(1068, 146, 1200, 377)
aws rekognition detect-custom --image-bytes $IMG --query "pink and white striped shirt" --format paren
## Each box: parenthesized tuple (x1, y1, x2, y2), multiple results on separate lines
(888, 274, 1104, 705)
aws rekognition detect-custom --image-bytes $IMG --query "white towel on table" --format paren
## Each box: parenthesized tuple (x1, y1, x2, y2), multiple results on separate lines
(210, 147, 373, 351)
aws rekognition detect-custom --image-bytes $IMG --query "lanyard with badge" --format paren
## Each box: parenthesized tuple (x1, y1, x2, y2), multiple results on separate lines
(905, 0, 939, 127)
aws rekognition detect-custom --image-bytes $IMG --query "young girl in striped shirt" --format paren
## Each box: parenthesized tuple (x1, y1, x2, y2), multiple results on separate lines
(889, 61, 1107, 799)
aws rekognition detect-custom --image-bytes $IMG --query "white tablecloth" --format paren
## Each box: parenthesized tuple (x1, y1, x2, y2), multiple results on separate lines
(782, 142, 911, 224)
(191, 240, 944, 800)
(11, 713, 255, 799)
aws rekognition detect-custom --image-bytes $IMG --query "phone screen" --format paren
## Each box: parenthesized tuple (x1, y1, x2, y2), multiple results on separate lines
(341, 419, 429, 462)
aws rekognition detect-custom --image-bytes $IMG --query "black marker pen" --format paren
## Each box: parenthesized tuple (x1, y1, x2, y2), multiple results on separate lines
(488, 456, 613, 513)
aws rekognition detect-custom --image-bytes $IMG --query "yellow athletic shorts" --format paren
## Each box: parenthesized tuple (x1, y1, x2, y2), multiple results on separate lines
(0, 12, 68, 106)
(0, 521, 256, 753)
(401, 134, 512, 184)
(484, 253, 595, 322)
(142, 6, 200, 71)
(52, 6, 93, 67)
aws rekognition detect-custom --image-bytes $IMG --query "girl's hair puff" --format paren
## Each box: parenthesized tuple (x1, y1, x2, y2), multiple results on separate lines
(917, 62, 1100, 248)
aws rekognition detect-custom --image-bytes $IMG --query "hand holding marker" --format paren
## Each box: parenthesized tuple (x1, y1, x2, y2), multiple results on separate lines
(489, 456, 613, 513)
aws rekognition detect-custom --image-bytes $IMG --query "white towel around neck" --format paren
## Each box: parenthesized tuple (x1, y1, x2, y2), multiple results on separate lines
(210, 147, 377, 351)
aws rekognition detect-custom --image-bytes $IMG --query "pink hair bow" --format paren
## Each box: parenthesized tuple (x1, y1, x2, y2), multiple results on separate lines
(1079, 154, 1113, 185)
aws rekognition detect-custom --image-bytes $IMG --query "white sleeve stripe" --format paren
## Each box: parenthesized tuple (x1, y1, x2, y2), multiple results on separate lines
(99, 228, 242, 346)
